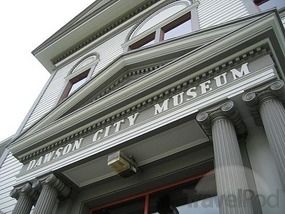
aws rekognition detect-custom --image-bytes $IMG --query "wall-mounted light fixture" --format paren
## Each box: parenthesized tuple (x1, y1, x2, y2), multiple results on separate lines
(107, 151, 139, 178)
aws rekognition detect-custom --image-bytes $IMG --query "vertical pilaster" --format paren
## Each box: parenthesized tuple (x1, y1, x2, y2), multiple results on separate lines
(197, 101, 253, 214)
(243, 80, 285, 188)
(32, 174, 71, 214)
(10, 183, 38, 214)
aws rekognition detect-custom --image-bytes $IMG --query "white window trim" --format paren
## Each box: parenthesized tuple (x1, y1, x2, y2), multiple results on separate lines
(57, 53, 100, 103)
(131, 0, 193, 38)
(65, 55, 100, 81)
(122, 0, 200, 51)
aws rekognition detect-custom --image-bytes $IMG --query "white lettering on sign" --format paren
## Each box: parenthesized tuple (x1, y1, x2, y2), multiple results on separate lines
(230, 63, 249, 80)
(154, 99, 169, 115)
(93, 113, 140, 142)
(25, 62, 251, 171)
(186, 87, 197, 100)
(26, 138, 83, 171)
(154, 62, 250, 115)
(214, 73, 228, 87)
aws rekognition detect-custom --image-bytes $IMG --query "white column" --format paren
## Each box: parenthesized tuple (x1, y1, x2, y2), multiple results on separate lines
(10, 183, 38, 214)
(243, 80, 285, 188)
(32, 174, 71, 214)
(197, 101, 253, 214)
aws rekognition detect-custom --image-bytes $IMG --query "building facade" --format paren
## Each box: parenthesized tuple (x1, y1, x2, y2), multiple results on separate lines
(1, 0, 285, 213)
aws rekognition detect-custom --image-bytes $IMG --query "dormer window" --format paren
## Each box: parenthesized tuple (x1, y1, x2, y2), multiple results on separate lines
(59, 53, 99, 102)
(124, 0, 199, 51)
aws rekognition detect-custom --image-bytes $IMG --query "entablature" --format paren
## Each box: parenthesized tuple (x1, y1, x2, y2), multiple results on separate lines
(15, 46, 274, 163)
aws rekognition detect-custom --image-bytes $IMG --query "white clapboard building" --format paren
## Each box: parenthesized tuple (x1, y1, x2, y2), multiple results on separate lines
(1, 0, 285, 213)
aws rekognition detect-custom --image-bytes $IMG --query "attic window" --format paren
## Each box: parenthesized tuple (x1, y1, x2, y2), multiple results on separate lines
(162, 13, 192, 40)
(254, 0, 268, 6)
(59, 53, 99, 102)
(61, 70, 90, 99)
(125, 0, 199, 51)
(254, 0, 285, 10)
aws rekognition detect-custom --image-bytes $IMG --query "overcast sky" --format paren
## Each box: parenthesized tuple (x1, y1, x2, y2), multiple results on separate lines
(0, 0, 284, 142)
(0, 0, 95, 141)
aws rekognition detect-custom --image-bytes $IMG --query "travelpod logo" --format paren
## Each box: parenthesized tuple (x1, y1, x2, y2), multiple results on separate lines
(183, 166, 282, 212)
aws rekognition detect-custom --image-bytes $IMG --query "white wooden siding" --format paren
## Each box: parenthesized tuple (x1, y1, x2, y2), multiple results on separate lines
(198, 0, 249, 29)
(0, 153, 22, 214)
(21, 27, 132, 131)
(92, 27, 132, 77)
(22, 70, 67, 130)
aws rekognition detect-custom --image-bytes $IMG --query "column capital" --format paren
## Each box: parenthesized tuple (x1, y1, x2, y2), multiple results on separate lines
(10, 182, 39, 201)
(242, 80, 285, 126)
(196, 100, 247, 139)
(32, 173, 71, 197)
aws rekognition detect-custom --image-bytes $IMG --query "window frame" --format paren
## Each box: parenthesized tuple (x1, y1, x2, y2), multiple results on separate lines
(58, 53, 99, 102)
(129, 32, 156, 50)
(160, 12, 192, 41)
(254, 0, 285, 11)
(60, 69, 90, 100)
(123, 0, 199, 51)
(253, 0, 269, 6)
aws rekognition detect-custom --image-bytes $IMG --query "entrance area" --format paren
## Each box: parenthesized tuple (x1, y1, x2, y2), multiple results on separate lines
(91, 173, 219, 214)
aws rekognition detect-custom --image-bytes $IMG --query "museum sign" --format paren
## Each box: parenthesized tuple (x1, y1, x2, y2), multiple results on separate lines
(24, 55, 275, 171)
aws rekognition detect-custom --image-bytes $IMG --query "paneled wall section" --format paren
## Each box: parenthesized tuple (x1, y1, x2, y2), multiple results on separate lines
(0, 153, 23, 214)
(198, 0, 249, 29)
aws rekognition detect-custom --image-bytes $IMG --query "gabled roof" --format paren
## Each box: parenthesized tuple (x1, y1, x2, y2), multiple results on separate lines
(9, 10, 285, 161)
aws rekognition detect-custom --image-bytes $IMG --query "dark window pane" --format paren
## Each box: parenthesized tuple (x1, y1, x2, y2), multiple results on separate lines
(255, 0, 285, 10)
(68, 77, 87, 95)
(60, 70, 90, 101)
(130, 33, 155, 50)
(140, 39, 155, 47)
(162, 13, 192, 41)
(164, 19, 192, 40)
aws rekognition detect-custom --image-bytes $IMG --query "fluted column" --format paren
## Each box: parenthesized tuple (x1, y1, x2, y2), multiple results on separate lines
(10, 183, 38, 214)
(243, 80, 285, 188)
(32, 174, 71, 214)
(197, 101, 253, 214)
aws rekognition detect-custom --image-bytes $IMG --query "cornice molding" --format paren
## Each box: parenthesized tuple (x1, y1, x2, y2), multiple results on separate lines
(17, 46, 268, 163)
(51, 0, 161, 65)
(89, 62, 166, 105)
